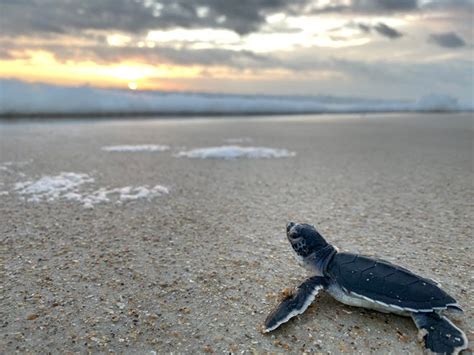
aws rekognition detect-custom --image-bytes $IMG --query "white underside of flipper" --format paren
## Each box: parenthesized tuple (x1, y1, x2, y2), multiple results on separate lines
(263, 284, 324, 333)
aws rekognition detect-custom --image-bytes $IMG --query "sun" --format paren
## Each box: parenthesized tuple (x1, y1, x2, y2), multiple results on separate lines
(128, 82, 138, 90)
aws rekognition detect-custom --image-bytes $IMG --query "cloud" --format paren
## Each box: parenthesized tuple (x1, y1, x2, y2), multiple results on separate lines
(373, 23, 403, 39)
(1, 0, 471, 40)
(0, 0, 472, 103)
(429, 32, 466, 48)
(0, 0, 310, 36)
(310, 0, 419, 14)
(352, 0, 418, 12)
(357, 23, 372, 33)
(2, 36, 471, 94)
(350, 22, 403, 39)
(421, 0, 474, 11)
(0, 39, 273, 69)
(1, 0, 156, 35)
(0, 48, 15, 60)
(310, 0, 473, 16)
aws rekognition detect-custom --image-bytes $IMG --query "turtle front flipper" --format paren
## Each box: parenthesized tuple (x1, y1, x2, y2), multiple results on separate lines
(263, 276, 329, 333)
(412, 312, 468, 354)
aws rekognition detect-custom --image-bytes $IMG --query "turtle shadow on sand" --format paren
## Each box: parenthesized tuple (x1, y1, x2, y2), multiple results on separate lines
(262, 223, 469, 355)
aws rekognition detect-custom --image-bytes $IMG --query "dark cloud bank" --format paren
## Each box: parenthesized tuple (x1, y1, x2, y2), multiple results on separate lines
(1, 0, 472, 37)
(1, 0, 306, 36)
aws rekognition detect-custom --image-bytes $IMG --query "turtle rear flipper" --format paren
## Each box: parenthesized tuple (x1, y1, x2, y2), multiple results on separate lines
(412, 312, 468, 354)
(263, 276, 328, 333)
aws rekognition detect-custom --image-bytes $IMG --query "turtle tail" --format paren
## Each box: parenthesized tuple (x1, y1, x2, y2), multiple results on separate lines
(411, 312, 468, 355)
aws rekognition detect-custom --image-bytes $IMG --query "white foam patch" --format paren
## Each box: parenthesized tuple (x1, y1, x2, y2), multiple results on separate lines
(15, 172, 94, 202)
(102, 145, 170, 152)
(177, 145, 295, 159)
(14, 172, 169, 208)
(0, 191, 9, 196)
(72, 185, 169, 208)
(89, 185, 169, 205)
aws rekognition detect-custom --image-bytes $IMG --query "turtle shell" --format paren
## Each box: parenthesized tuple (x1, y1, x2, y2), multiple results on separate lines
(326, 252, 458, 311)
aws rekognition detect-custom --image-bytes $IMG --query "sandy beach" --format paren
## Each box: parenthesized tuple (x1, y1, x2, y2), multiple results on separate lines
(0, 113, 472, 353)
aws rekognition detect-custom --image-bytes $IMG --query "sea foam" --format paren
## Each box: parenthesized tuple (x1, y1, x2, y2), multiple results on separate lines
(177, 145, 295, 159)
(14, 172, 169, 207)
(102, 145, 170, 152)
(15, 172, 94, 202)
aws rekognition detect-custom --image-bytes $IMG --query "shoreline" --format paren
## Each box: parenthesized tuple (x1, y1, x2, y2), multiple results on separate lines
(0, 109, 471, 121)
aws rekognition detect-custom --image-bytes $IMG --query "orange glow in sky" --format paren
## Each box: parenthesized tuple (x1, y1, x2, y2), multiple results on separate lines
(0, 50, 202, 90)
(0, 48, 318, 91)
(0, 1, 471, 100)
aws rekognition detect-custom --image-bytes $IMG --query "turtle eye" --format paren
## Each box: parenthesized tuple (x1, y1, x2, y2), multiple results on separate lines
(289, 231, 300, 240)
(286, 222, 296, 233)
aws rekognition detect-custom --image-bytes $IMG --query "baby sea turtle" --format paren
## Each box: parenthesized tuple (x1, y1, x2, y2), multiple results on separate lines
(263, 222, 468, 354)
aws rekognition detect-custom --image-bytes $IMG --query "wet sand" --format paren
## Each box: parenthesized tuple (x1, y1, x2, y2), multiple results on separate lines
(0, 113, 472, 353)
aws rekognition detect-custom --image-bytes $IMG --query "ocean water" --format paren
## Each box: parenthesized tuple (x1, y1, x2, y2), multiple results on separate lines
(1, 79, 472, 116)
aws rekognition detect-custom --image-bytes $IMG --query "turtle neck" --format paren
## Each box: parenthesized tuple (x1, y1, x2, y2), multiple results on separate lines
(310, 244, 337, 276)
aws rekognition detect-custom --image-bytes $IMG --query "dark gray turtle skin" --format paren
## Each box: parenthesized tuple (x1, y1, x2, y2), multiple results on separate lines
(263, 222, 468, 355)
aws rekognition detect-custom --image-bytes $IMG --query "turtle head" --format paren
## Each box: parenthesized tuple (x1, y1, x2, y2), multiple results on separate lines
(286, 222, 328, 258)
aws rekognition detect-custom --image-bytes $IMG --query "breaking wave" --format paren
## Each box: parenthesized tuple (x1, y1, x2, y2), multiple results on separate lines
(0, 79, 471, 116)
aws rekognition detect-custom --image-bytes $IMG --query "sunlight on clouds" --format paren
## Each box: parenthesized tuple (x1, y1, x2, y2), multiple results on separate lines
(28, 51, 56, 65)
(237, 19, 371, 52)
(137, 41, 156, 48)
(243, 15, 373, 51)
(106, 34, 132, 47)
(141, 16, 371, 53)
(266, 13, 286, 24)
(0, 10, 413, 92)
(0, 50, 200, 90)
(285, 16, 345, 34)
(0, 14, 410, 90)
(0, 0, 470, 102)
(313, 36, 371, 48)
(196, 6, 210, 18)
(147, 29, 239, 44)
(100, 65, 155, 81)
(238, 32, 313, 52)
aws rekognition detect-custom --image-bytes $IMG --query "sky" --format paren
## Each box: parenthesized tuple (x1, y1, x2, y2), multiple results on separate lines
(0, 0, 473, 100)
